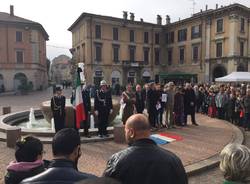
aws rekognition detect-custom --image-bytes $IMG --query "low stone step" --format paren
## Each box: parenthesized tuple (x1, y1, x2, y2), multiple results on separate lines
(0, 131, 114, 144)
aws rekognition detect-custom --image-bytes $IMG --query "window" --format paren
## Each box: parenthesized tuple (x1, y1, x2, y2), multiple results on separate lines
(165, 31, 174, 44)
(167, 49, 172, 65)
(240, 42, 244, 56)
(95, 25, 101, 39)
(178, 29, 187, 42)
(113, 28, 118, 40)
(16, 51, 23, 63)
(217, 19, 223, 33)
(144, 32, 149, 43)
(129, 46, 136, 61)
(155, 49, 160, 65)
(143, 48, 149, 65)
(216, 42, 223, 57)
(240, 18, 245, 32)
(95, 44, 102, 62)
(191, 25, 201, 39)
(113, 45, 119, 62)
(179, 47, 185, 64)
(16, 31, 22, 42)
(155, 33, 159, 44)
(130, 30, 135, 42)
(192, 45, 199, 63)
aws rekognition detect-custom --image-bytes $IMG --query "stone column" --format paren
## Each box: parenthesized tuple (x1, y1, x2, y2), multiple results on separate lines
(205, 18, 211, 82)
(229, 14, 239, 56)
(248, 19, 250, 57)
(205, 18, 211, 59)
(204, 60, 210, 82)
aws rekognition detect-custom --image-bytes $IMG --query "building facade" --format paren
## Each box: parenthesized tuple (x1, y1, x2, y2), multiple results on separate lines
(50, 55, 72, 85)
(68, 3, 250, 86)
(0, 6, 49, 92)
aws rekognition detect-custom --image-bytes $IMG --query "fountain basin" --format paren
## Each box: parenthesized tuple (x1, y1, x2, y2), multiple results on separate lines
(0, 109, 115, 138)
(41, 98, 121, 127)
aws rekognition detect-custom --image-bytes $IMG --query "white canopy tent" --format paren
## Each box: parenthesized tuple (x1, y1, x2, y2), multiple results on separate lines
(215, 72, 250, 82)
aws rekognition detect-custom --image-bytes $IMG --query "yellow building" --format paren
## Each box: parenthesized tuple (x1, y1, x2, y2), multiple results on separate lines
(69, 3, 250, 86)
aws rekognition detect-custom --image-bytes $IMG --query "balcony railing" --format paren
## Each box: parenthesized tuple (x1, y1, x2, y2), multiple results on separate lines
(122, 60, 148, 67)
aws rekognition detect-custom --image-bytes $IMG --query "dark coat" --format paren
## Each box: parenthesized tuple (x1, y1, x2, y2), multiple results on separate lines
(184, 88, 196, 114)
(135, 91, 145, 113)
(20, 159, 95, 184)
(5, 164, 45, 184)
(94, 89, 113, 112)
(147, 89, 158, 112)
(82, 89, 91, 114)
(50, 95, 66, 117)
(103, 138, 188, 184)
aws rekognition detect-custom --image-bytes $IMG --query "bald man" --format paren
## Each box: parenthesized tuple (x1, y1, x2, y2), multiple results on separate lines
(103, 114, 188, 184)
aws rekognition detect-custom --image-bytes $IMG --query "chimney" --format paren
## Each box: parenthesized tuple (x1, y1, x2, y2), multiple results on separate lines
(166, 15, 171, 25)
(140, 18, 144, 22)
(130, 13, 135, 21)
(123, 11, 128, 20)
(200, 9, 203, 13)
(206, 4, 208, 10)
(10, 5, 14, 16)
(216, 4, 218, 9)
(157, 15, 162, 25)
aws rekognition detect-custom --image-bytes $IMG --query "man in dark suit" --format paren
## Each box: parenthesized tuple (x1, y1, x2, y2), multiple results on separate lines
(94, 80, 113, 137)
(135, 84, 145, 113)
(51, 86, 66, 133)
(81, 84, 91, 138)
(147, 81, 158, 128)
(183, 83, 198, 126)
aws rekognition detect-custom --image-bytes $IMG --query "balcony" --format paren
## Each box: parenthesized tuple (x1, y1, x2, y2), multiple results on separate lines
(122, 60, 147, 68)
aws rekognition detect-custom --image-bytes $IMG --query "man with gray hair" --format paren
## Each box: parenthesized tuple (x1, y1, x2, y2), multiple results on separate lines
(220, 143, 250, 183)
(103, 114, 188, 184)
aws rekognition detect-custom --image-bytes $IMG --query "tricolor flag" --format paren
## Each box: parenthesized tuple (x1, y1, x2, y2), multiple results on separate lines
(150, 133, 183, 145)
(73, 72, 86, 129)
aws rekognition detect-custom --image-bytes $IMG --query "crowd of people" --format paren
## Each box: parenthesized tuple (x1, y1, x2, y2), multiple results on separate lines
(121, 81, 250, 131)
(50, 79, 250, 137)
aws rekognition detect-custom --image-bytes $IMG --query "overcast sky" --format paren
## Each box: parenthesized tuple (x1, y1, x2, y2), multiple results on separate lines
(1, 0, 250, 60)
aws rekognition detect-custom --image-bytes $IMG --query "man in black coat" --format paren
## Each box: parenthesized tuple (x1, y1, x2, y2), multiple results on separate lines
(103, 114, 188, 184)
(94, 80, 113, 137)
(183, 83, 198, 126)
(50, 86, 66, 133)
(21, 128, 95, 184)
(147, 81, 158, 128)
(135, 84, 145, 113)
(82, 84, 91, 138)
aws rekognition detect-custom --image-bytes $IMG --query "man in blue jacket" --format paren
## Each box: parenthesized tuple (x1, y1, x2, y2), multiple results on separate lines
(21, 128, 95, 184)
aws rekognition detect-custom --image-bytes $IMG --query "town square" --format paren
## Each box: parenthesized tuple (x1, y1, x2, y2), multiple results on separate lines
(0, 0, 250, 183)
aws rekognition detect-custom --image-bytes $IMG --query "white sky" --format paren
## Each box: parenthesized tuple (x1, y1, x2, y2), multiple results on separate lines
(1, 0, 250, 60)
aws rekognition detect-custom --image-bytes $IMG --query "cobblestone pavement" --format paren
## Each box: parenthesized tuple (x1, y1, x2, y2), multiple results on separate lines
(188, 131, 250, 184)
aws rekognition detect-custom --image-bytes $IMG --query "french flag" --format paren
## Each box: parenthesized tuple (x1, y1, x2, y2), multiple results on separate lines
(150, 133, 183, 145)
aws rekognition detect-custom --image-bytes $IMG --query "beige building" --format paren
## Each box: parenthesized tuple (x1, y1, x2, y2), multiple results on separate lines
(0, 6, 49, 91)
(69, 3, 250, 85)
(50, 55, 72, 84)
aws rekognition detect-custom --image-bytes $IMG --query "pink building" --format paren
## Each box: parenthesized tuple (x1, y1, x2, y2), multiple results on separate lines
(0, 5, 49, 92)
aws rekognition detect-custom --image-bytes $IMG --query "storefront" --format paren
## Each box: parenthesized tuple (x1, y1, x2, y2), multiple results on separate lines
(159, 72, 197, 85)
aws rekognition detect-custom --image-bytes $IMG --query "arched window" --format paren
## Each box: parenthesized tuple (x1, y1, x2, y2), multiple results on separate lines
(13, 73, 27, 90)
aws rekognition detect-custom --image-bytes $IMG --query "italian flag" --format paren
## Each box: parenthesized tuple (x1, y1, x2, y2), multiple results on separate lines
(73, 72, 86, 129)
